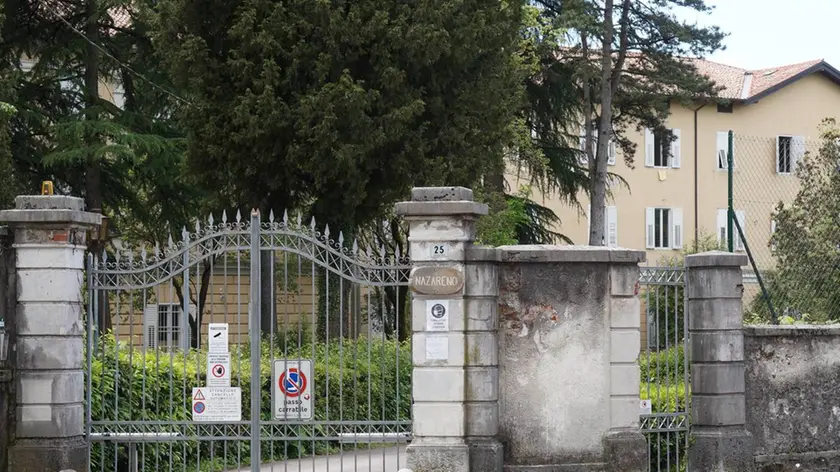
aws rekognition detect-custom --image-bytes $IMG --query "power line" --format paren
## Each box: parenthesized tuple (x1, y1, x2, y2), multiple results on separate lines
(41, 0, 194, 107)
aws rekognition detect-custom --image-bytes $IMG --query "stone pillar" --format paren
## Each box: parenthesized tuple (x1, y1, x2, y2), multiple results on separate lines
(496, 246, 647, 471)
(686, 251, 754, 472)
(0, 195, 101, 472)
(395, 187, 490, 472)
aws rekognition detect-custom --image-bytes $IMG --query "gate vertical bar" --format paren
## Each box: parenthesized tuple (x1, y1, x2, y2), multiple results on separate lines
(250, 210, 262, 472)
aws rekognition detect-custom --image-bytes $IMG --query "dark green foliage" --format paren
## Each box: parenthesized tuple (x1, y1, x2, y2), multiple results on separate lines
(87, 332, 411, 471)
(153, 0, 528, 231)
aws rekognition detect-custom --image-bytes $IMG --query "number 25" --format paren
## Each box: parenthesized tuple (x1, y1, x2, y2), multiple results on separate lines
(433, 245, 445, 255)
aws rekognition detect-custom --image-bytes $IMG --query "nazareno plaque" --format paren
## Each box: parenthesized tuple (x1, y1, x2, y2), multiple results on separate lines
(410, 266, 464, 295)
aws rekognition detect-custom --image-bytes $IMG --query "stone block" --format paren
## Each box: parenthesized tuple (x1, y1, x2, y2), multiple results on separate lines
(18, 337, 83, 370)
(464, 297, 498, 332)
(17, 303, 84, 336)
(689, 428, 755, 472)
(18, 269, 84, 303)
(412, 186, 475, 202)
(610, 265, 640, 297)
(464, 263, 499, 297)
(609, 329, 640, 364)
(465, 246, 501, 262)
(609, 396, 640, 429)
(413, 403, 466, 437)
(468, 438, 503, 472)
(413, 368, 465, 402)
(692, 363, 745, 394)
(14, 195, 85, 211)
(610, 297, 640, 329)
(407, 442, 470, 472)
(410, 240, 467, 262)
(685, 251, 748, 268)
(687, 267, 744, 299)
(603, 428, 647, 472)
(690, 331, 744, 362)
(496, 245, 645, 264)
(465, 402, 498, 436)
(8, 437, 88, 472)
(688, 298, 744, 330)
(692, 394, 746, 426)
(609, 364, 639, 396)
(413, 333, 465, 367)
(17, 403, 84, 438)
(17, 371, 84, 405)
(413, 298, 465, 333)
(465, 332, 498, 366)
(466, 366, 499, 402)
(396, 201, 488, 220)
(0, 209, 102, 229)
(15, 245, 85, 270)
(407, 218, 476, 243)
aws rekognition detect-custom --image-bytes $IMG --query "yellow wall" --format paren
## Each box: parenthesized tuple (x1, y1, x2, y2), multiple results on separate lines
(514, 73, 840, 266)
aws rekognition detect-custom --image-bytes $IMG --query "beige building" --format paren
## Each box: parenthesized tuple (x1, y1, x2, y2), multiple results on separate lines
(514, 58, 840, 267)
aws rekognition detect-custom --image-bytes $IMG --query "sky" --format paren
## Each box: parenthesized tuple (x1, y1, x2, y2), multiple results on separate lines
(679, 0, 840, 69)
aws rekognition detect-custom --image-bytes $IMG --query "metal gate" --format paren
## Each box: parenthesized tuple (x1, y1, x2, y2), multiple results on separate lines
(85, 210, 412, 472)
(639, 267, 689, 472)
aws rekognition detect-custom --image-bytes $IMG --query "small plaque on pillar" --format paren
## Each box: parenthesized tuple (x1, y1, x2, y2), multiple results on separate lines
(410, 266, 464, 295)
(425, 335, 449, 360)
(426, 300, 450, 331)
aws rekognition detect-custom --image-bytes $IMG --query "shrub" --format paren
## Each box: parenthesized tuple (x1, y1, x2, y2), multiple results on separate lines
(87, 332, 411, 471)
(641, 380, 690, 472)
(639, 345, 686, 385)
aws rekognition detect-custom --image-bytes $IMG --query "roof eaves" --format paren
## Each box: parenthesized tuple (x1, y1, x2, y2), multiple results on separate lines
(742, 61, 840, 104)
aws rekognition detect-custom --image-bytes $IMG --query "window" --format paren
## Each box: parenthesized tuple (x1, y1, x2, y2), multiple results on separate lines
(644, 128, 681, 169)
(144, 303, 194, 350)
(716, 131, 731, 170)
(776, 135, 804, 174)
(716, 209, 746, 251)
(585, 205, 619, 247)
(717, 102, 733, 113)
(645, 207, 683, 249)
(579, 129, 616, 166)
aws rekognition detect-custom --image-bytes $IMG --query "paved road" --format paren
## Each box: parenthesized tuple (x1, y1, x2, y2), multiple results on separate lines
(231, 446, 407, 472)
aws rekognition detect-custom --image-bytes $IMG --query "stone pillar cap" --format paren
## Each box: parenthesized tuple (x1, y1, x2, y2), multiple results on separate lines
(0, 194, 102, 227)
(685, 251, 747, 268)
(395, 187, 488, 218)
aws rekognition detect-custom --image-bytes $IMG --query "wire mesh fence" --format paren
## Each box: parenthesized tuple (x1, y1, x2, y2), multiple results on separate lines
(731, 129, 840, 324)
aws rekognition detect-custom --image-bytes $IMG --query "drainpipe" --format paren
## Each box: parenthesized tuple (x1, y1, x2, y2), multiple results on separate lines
(693, 104, 706, 251)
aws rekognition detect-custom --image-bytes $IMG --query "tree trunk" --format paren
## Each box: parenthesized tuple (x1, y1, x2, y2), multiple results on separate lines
(588, 0, 615, 246)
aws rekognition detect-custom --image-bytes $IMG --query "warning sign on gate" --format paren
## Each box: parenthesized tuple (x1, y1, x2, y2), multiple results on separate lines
(191, 387, 241, 422)
(273, 359, 313, 420)
(206, 353, 231, 387)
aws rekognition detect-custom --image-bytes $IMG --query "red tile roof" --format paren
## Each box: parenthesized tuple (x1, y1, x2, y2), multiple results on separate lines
(689, 58, 827, 101)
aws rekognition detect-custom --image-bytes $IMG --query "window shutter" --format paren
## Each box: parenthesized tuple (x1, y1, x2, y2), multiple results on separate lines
(717, 131, 729, 169)
(671, 208, 683, 249)
(143, 305, 158, 350)
(716, 209, 728, 245)
(645, 208, 655, 249)
(607, 139, 616, 165)
(606, 206, 618, 247)
(770, 220, 777, 251)
(644, 128, 655, 167)
(791, 136, 806, 172)
(670, 129, 681, 168)
(113, 84, 126, 110)
(735, 210, 746, 251)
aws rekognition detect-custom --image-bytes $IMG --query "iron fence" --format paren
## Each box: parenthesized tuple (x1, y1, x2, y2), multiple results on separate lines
(85, 210, 412, 472)
(639, 266, 689, 472)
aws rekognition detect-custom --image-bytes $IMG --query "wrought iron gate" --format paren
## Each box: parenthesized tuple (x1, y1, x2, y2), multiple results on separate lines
(86, 210, 412, 472)
(639, 267, 690, 472)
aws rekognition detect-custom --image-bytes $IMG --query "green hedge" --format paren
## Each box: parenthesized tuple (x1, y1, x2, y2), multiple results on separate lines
(87, 333, 411, 471)
(640, 346, 690, 472)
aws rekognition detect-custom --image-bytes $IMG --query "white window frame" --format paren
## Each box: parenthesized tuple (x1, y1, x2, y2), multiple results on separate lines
(144, 303, 195, 350)
(716, 131, 731, 170)
(645, 207, 683, 250)
(644, 128, 681, 169)
(716, 209, 746, 252)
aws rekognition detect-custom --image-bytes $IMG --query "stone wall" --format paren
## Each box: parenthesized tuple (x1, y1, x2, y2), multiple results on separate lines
(745, 326, 840, 471)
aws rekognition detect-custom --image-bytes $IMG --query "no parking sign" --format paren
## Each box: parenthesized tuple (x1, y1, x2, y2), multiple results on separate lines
(273, 359, 313, 420)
